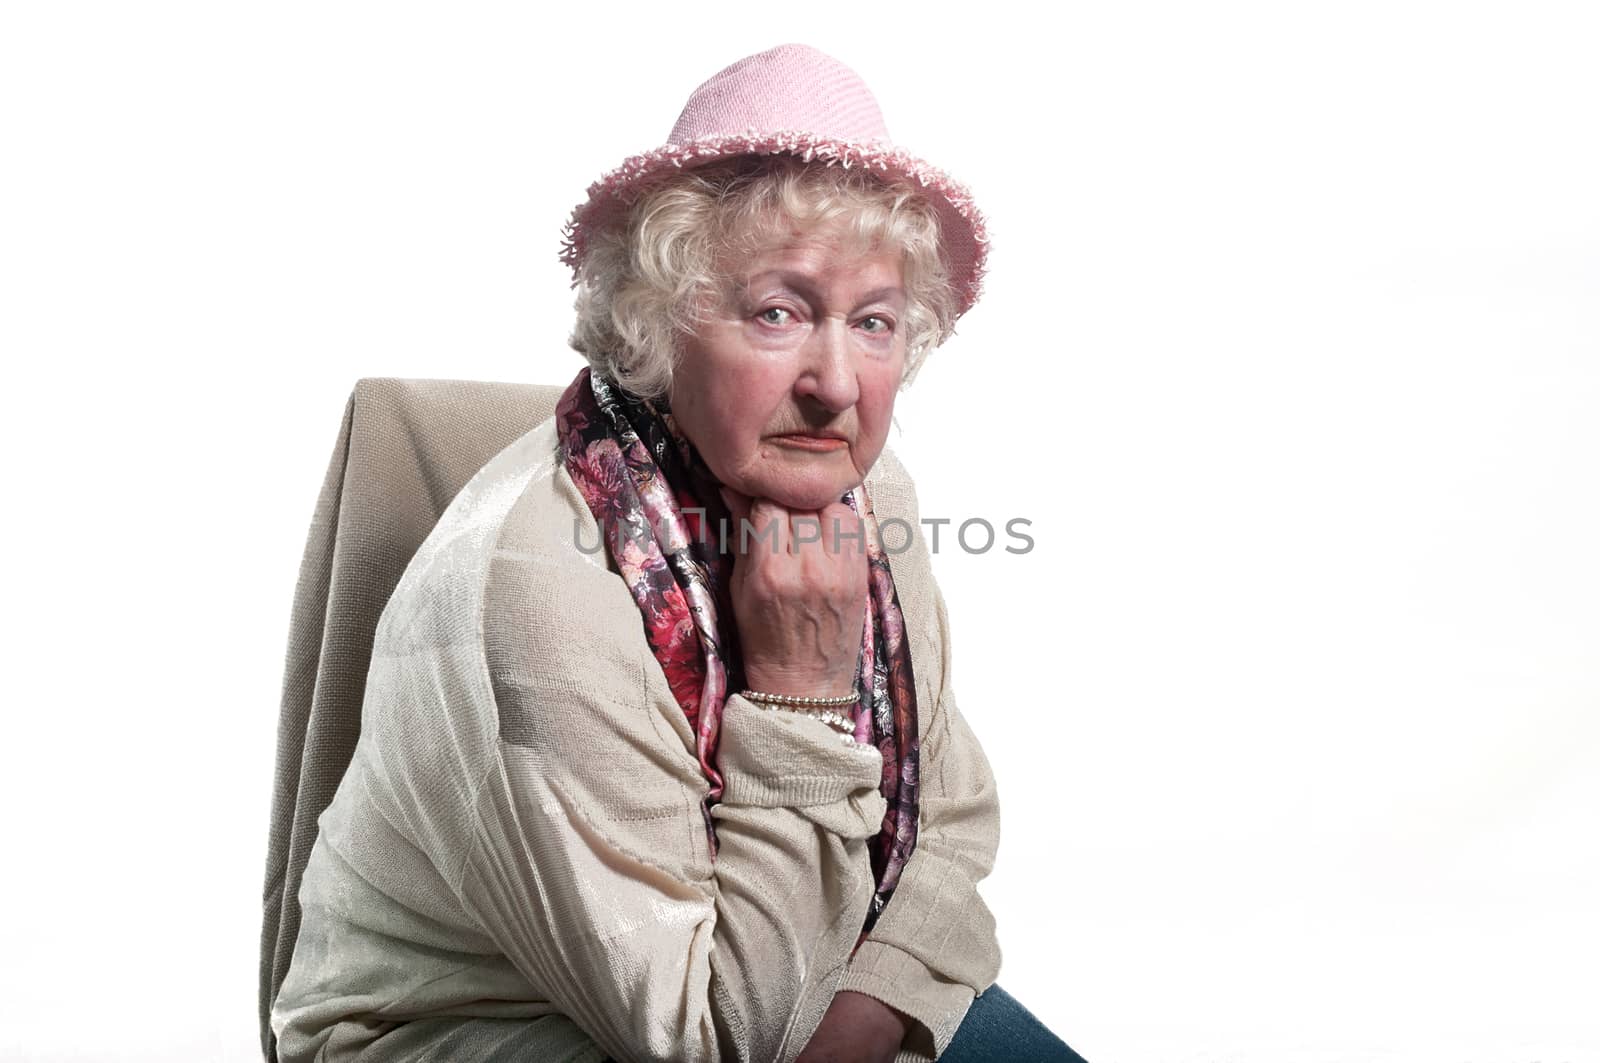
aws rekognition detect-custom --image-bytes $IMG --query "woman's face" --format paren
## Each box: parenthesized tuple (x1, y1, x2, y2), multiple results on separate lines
(668, 226, 908, 512)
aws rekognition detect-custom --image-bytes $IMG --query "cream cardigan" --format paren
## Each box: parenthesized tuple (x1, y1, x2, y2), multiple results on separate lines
(270, 416, 1002, 1063)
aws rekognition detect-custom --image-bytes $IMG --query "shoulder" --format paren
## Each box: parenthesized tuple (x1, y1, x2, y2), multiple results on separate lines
(366, 408, 650, 714)
(349, 417, 578, 810)
(373, 415, 568, 648)
(480, 428, 654, 726)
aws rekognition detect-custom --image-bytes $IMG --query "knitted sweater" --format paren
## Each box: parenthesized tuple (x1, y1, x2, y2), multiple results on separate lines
(270, 417, 1002, 1063)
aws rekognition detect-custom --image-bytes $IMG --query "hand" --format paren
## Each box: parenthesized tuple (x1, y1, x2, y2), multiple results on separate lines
(794, 991, 912, 1063)
(719, 486, 867, 699)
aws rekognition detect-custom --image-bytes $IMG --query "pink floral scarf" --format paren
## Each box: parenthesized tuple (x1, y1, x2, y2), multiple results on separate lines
(555, 367, 920, 935)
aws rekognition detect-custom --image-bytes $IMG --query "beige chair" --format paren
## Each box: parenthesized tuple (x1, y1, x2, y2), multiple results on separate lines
(258, 378, 565, 1062)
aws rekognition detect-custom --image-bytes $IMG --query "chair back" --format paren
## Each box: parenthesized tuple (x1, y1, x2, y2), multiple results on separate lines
(259, 377, 565, 1060)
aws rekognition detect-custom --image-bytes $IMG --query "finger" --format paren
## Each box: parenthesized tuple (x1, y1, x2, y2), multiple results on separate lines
(789, 510, 825, 555)
(746, 498, 791, 561)
(793, 508, 859, 598)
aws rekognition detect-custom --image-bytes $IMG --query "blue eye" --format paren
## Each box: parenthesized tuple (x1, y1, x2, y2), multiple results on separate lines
(759, 307, 794, 325)
(859, 315, 892, 334)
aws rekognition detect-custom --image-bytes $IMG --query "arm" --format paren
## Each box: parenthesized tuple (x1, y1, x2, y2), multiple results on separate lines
(838, 626, 1002, 1059)
(458, 547, 890, 1063)
(833, 474, 1004, 1061)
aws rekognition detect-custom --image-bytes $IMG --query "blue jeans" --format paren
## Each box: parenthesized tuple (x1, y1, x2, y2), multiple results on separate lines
(941, 982, 1087, 1062)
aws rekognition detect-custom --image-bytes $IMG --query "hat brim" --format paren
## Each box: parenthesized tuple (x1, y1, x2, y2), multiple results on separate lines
(559, 130, 988, 319)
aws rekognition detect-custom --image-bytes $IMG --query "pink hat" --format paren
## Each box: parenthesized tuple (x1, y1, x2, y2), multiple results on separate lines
(559, 43, 989, 318)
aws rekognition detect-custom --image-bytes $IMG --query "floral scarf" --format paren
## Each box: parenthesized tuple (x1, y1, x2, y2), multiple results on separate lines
(555, 367, 920, 936)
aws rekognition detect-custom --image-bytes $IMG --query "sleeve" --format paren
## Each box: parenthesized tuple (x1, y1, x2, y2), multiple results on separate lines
(837, 587, 1003, 1062)
(457, 550, 894, 1063)
(835, 491, 1004, 1061)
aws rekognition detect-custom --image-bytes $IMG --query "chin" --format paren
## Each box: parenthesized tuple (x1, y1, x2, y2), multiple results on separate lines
(733, 455, 862, 511)
(748, 477, 856, 512)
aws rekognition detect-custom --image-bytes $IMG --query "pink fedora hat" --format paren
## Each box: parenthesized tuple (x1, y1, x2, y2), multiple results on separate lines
(559, 43, 989, 318)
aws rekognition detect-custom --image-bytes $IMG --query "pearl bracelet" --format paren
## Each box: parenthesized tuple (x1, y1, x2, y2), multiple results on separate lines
(740, 692, 858, 739)
(739, 689, 859, 708)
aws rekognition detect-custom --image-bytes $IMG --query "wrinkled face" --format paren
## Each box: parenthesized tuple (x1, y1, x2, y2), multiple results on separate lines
(667, 226, 908, 512)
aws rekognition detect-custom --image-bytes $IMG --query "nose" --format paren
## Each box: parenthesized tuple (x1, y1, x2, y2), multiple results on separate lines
(794, 318, 859, 413)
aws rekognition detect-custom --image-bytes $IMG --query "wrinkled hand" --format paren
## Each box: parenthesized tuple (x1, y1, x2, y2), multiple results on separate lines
(794, 991, 912, 1063)
(720, 486, 867, 699)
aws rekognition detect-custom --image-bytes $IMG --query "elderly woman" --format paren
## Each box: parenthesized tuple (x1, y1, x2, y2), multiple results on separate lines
(271, 44, 1084, 1063)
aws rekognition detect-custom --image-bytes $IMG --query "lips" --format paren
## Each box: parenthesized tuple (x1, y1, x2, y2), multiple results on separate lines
(771, 431, 849, 452)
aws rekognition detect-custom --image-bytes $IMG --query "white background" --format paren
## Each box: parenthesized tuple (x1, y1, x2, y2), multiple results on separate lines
(3, 3, 1597, 1061)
